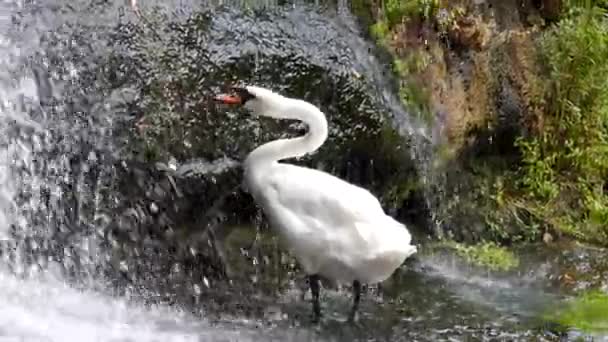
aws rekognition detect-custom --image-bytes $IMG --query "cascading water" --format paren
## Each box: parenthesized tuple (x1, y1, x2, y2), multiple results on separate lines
(0, 0, 115, 286)
(0, 0, 49, 272)
(0, 2, 201, 340)
(0, 2, 273, 340)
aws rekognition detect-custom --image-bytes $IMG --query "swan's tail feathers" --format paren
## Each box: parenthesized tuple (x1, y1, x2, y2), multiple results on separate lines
(401, 244, 417, 260)
(385, 218, 415, 254)
(367, 219, 417, 262)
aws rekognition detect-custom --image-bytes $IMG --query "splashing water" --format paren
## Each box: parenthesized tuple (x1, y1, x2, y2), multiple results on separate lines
(0, 2, 216, 340)
(0, 267, 340, 342)
(0, 3, 240, 340)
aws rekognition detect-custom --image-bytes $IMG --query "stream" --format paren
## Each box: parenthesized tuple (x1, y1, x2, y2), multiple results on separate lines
(3, 232, 606, 341)
(0, 0, 606, 341)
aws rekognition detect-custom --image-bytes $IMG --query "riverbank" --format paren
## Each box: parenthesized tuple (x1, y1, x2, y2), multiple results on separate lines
(357, 0, 608, 246)
(352, 0, 608, 334)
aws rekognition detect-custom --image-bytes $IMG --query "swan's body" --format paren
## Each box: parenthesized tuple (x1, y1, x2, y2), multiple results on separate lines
(215, 86, 417, 321)
(246, 162, 414, 284)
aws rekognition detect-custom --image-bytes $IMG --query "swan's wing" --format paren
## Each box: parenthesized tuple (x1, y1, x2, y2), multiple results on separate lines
(256, 164, 415, 279)
(270, 164, 386, 225)
(262, 164, 411, 252)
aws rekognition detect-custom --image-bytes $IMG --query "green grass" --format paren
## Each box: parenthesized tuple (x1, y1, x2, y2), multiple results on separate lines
(438, 241, 520, 271)
(368, 0, 608, 246)
(548, 291, 608, 334)
(382, 0, 440, 27)
(512, 3, 608, 244)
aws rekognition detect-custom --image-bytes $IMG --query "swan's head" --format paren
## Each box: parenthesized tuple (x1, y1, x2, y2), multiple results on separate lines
(214, 86, 285, 117)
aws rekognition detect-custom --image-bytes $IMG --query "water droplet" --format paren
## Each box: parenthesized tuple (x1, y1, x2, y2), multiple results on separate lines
(168, 157, 177, 171)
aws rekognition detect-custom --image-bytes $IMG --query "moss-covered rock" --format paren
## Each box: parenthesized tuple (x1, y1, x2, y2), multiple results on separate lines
(49, 3, 434, 291)
(549, 290, 608, 335)
(542, 242, 608, 335)
(104, 5, 433, 294)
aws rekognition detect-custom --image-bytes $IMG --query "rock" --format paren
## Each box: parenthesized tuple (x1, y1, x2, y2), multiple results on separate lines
(108, 6, 428, 241)
(539, 0, 562, 21)
(538, 241, 608, 293)
(10, 2, 430, 306)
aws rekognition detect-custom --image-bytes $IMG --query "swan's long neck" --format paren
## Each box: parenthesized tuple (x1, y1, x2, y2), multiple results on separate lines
(244, 99, 328, 170)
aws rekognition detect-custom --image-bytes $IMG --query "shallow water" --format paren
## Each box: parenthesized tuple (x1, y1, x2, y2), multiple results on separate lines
(1, 224, 607, 341)
(0, 268, 330, 342)
(0, 247, 582, 342)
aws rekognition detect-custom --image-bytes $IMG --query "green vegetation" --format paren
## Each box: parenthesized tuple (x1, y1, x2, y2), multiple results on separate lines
(369, 0, 456, 125)
(436, 1, 608, 246)
(381, 0, 440, 28)
(370, 0, 464, 38)
(366, 0, 608, 246)
(450, 241, 519, 271)
(548, 290, 608, 334)
(393, 52, 435, 124)
(512, 3, 608, 244)
(370, 20, 390, 45)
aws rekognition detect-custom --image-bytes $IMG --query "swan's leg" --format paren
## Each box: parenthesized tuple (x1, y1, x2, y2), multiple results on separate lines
(309, 274, 321, 322)
(348, 280, 362, 322)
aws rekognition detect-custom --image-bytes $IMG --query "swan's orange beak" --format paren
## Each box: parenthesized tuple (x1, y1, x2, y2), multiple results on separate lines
(214, 94, 242, 105)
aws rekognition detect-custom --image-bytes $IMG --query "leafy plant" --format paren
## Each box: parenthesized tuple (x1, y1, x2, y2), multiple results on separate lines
(515, 4, 608, 243)
(443, 241, 520, 271)
(436, 5, 466, 33)
(381, 0, 440, 27)
(370, 19, 390, 44)
(548, 290, 608, 334)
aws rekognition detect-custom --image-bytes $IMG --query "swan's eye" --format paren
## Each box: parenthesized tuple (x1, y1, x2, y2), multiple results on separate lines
(231, 87, 256, 104)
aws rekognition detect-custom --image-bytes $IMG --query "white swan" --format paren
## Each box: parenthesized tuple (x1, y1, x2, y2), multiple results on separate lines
(214, 86, 417, 322)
